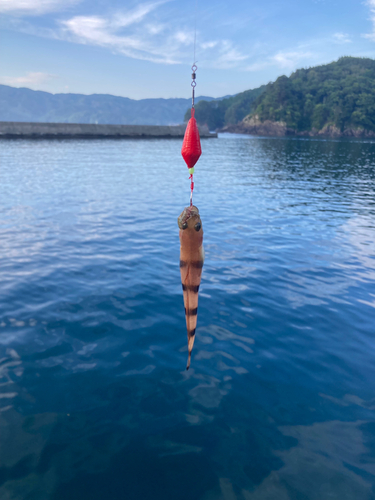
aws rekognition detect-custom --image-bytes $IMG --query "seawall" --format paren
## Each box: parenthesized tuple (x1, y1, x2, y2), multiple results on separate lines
(0, 121, 217, 139)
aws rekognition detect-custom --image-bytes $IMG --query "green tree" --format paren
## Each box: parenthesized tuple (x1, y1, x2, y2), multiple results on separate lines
(185, 86, 266, 130)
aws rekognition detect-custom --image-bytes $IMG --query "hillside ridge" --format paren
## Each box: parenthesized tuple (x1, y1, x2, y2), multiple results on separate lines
(0, 84, 227, 126)
(194, 57, 375, 138)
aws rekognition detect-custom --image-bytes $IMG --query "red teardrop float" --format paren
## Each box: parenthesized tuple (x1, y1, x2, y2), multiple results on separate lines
(181, 108, 202, 169)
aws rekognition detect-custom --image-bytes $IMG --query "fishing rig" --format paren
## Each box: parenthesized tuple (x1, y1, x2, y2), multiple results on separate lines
(181, 64, 202, 204)
(178, 14, 204, 370)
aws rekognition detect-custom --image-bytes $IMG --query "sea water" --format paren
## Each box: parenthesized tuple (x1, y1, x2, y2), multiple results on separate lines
(0, 134, 375, 499)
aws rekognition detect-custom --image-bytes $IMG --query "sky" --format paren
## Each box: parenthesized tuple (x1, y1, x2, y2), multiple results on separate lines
(0, 0, 375, 99)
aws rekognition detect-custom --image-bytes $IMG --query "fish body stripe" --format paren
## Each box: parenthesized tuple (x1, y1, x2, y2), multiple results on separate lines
(180, 260, 203, 269)
(185, 307, 198, 316)
(178, 206, 204, 369)
(182, 284, 200, 293)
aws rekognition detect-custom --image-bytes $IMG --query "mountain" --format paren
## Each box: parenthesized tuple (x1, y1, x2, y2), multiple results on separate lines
(194, 57, 375, 138)
(0, 85, 227, 126)
(185, 86, 266, 130)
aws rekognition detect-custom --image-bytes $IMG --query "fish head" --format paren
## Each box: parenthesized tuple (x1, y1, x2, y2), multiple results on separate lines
(178, 205, 203, 248)
(178, 205, 203, 232)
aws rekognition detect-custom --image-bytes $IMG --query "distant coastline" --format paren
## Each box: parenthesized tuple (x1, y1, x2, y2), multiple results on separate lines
(0, 121, 217, 139)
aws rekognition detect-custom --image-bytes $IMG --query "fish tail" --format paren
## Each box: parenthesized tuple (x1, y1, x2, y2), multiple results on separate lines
(186, 351, 191, 370)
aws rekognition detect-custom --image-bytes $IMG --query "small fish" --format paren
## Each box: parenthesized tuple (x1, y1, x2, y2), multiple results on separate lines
(178, 205, 204, 370)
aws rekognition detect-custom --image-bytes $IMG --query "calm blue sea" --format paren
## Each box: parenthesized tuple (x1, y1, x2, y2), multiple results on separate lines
(1, 134, 375, 499)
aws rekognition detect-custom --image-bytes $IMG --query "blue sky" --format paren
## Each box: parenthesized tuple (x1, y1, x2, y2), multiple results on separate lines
(1, 0, 375, 99)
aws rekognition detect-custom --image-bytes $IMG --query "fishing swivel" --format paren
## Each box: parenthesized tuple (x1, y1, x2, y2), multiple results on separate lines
(191, 64, 197, 108)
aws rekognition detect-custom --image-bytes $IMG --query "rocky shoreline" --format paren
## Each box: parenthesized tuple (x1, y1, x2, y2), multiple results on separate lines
(222, 116, 375, 139)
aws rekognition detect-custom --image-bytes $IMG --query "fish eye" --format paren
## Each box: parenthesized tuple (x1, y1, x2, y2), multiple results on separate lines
(195, 222, 201, 231)
(182, 222, 188, 230)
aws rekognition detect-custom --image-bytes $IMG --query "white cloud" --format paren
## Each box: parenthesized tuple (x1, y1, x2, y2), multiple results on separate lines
(200, 41, 218, 50)
(332, 32, 352, 44)
(363, 0, 375, 40)
(112, 3, 163, 29)
(145, 23, 165, 35)
(1, 0, 249, 70)
(58, 3, 248, 68)
(199, 40, 248, 69)
(216, 40, 248, 68)
(246, 50, 314, 72)
(0, 0, 79, 15)
(60, 11, 180, 64)
(56, 2, 191, 64)
(0, 72, 57, 87)
(271, 50, 314, 69)
(246, 61, 270, 72)
(173, 31, 191, 45)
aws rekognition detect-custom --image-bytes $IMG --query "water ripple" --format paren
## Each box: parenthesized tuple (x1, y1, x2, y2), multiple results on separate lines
(0, 136, 375, 499)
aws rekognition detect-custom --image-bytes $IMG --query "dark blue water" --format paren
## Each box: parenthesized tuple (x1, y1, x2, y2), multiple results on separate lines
(1, 134, 375, 499)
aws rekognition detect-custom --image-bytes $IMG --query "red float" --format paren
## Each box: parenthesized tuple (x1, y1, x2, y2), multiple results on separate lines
(181, 108, 201, 169)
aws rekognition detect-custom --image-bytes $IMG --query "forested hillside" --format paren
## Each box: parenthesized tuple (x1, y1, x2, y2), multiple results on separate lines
(193, 57, 375, 136)
(185, 86, 266, 130)
(250, 57, 375, 133)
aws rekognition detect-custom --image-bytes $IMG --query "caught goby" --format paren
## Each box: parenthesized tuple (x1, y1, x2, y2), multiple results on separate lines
(178, 205, 204, 370)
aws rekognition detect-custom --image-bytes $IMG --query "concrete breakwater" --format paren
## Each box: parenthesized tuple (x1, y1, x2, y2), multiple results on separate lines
(0, 121, 217, 139)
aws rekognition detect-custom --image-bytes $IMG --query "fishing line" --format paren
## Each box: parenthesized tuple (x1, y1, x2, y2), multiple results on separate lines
(193, 0, 198, 67)
(186, 0, 199, 206)
(181, 0, 201, 207)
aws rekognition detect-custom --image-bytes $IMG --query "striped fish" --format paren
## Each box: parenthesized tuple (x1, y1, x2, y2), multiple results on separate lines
(178, 205, 204, 370)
